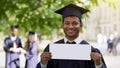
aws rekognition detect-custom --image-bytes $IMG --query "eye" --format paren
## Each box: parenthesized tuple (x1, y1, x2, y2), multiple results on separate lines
(72, 22, 79, 26)
(64, 21, 70, 25)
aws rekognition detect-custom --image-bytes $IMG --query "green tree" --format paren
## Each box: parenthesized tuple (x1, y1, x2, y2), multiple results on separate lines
(0, 0, 119, 39)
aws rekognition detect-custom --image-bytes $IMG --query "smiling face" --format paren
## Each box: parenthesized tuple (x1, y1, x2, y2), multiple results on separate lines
(62, 16, 82, 40)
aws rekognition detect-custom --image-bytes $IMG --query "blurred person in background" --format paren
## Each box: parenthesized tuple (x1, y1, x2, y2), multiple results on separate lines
(112, 32, 120, 56)
(3, 25, 22, 68)
(97, 33, 103, 44)
(107, 34, 114, 55)
(20, 31, 39, 68)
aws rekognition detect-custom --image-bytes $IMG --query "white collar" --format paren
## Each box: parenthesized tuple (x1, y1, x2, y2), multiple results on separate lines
(64, 36, 83, 44)
(10, 36, 17, 41)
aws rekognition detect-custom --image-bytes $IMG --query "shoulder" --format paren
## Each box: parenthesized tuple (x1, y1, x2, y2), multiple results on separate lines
(44, 39, 64, 52)
(80, 40, 89, 44)
(36, 62, 41, 68)
(80, 40, 101, 53)
(54, 39, 64, 43)
(16, 37, 21, 40)
(4, 37, 10, 41)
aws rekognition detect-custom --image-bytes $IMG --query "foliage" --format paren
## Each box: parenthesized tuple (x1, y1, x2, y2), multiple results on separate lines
(0, 0, 119, 38)
(103, 0, 120, 8)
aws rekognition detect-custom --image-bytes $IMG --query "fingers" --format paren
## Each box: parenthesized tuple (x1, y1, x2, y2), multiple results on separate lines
(9, 48, 18, 52)
(91, 52, 102, 65)
(41, 52, 52, 64)
(9, 48, 14, 51)
(19, 48, 26, 53)
(41, 52, 51, 58)
(91, 52, 100, 60)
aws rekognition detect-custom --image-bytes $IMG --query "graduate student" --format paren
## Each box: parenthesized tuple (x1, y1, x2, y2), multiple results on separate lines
(4, 25, 22, 68)
(23, 31, 39, 68)
(36, 4, 107, 68)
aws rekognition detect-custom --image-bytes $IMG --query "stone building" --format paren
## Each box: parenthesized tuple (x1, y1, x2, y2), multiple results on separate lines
(82, 2, 120, 43)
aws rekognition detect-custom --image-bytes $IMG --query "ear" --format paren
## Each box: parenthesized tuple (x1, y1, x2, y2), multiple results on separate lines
(61, 22, 64, 28)
(80, 22, 83, 27)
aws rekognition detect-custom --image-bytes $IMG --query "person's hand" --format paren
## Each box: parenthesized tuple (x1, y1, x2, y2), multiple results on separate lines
(91, 52, 102, 65)
(9, 47, 14, 52)
(40, 52, 52, 65)
(19, 48, 26, 53)
(9, 47, 19, 53)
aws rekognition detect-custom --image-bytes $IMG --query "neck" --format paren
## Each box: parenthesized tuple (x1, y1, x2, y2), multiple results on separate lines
(30, 40, 35, 43)
(66, 35, 78, 41)
(12, 34, 16, 37)
(11, 33, 17, 36)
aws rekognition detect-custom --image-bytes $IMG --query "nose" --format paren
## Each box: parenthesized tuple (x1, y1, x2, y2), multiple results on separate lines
(69, 24, 74, 28)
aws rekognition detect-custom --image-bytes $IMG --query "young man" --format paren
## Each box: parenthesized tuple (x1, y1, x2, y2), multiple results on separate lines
(4, 25, 22, 68)
(37, 4, 107, 68)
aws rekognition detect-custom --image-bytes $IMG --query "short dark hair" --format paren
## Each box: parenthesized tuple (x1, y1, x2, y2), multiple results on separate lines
(11, 25, 18, 31)
(62, 15, 82, 24)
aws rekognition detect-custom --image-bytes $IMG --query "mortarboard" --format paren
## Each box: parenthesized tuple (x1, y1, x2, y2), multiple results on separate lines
(11, 25, 18, 30)
(55, 4, 89, 19)
(28, 31, 35, 35)
(28, 31, 37, 40)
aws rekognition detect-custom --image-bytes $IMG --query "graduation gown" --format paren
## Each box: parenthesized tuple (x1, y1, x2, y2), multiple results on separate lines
(36, 39, 107, 68)
(107, 38, 113, 49)
(25, 42, 38, 68)
(3, 37, 22, 68)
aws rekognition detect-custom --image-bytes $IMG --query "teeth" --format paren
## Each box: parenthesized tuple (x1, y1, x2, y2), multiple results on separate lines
(68, 31, 73, 32)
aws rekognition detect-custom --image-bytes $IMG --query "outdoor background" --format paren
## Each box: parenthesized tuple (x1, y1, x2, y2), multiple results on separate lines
(0, 0, 120, 68)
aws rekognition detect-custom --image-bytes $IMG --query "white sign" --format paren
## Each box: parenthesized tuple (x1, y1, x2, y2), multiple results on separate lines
(49, 44, 91, 60)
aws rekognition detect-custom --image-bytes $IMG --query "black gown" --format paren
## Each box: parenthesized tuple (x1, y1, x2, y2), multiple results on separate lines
(36, 39, 107, 68)
(4, 37, 22, 68)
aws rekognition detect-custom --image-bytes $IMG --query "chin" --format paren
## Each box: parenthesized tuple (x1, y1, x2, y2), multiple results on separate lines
(67, 34, 75, 37)
(65, 32, 76, 37)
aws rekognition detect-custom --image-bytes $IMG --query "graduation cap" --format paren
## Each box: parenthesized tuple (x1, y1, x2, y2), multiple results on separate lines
(55, 4, 89, 19)
(28, 31, 38, 40)
(11, 25, 18, 30)
(28, 31, 35, 35)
